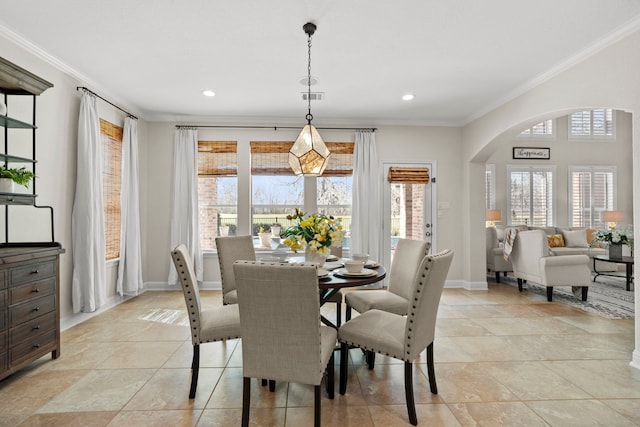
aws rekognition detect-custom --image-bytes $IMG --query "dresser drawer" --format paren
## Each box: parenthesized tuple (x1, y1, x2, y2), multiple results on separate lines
(0, 270, 6, 290)
(9, 329, 56, 368)
(9, 295, 55, 328)
(9, 278, 55, 305)
(0, 329, 6, 354)
(0, 350, 6, 372)
(10, 260, 56, 286)
(9, 312, 55, 347)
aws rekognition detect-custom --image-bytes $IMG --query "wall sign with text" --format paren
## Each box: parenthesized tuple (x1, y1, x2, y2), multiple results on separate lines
(512, 147, 550, 160)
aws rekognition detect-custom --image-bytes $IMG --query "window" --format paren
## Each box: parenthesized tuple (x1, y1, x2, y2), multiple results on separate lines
(100, 119, 122, 260)
(485, 164, 496, 210)
(518, 119, 554, 138)
(568, 166, 616, 228)
(569, 108, 614, 139)
(198, 141, 237, 251)
(507, 165, 555, 226)
(250, 141, 304, 234)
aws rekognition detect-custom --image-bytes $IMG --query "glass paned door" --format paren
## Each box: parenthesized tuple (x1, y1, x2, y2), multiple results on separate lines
(382, 162, 434, 273)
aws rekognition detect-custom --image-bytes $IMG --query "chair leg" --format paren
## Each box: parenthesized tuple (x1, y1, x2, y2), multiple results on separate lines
(314, 385, 321, 427)
(426, 342, 438, 394)
(366, 350, 375, 370)
(242, 377, 251, 427)
(326, 352, 335, 399)
(517, 278, 523, 292)
(404, 361, 418, 426)
(546, 286, 553, 302)
(269, 380, 276, 392)
(189, 344, 200, 399)
(345, 304, 352, 322)
(339, 342, 348, 395)
(336, 301, 342, 327)
(495, 271, 500, 283)
(582, 286, 588, 301)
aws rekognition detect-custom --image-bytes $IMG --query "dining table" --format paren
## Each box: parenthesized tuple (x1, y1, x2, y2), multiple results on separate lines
(287, 256, 387, 329)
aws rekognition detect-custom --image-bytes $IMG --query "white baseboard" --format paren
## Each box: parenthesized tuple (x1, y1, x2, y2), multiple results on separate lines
(631, 349, 640, 370)
(445, 280, 488, 290)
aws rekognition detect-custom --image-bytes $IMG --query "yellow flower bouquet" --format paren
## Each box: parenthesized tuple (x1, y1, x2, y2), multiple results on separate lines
(281, 208, 343, 255)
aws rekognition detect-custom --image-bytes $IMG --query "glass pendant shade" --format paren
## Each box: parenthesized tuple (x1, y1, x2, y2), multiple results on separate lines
(288, 124, 331, 176)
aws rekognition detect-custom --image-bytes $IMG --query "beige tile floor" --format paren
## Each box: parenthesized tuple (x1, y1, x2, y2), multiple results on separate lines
(1, 280, 639, 426)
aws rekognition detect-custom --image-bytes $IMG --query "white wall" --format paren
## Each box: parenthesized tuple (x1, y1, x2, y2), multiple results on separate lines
(487, 110, 633, 227)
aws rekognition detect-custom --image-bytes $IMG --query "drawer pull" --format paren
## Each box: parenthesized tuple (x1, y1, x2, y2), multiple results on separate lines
(33, 344, 40, 348)
(31, 269, 39, 275)
(33, 306, 40, 312)
(33, 288, 40, 293)
(32, 325, 40, 330)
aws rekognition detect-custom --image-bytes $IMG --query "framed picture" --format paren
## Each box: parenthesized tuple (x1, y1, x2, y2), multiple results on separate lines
(512, 147, 550, 160)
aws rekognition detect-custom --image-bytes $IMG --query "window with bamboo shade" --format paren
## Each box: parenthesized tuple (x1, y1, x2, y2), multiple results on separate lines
(387, 167, 430, 184)
(100, 119, 122, 260)
(197, 141, 238, 250)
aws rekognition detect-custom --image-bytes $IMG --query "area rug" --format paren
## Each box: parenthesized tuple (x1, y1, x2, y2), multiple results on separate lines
(496, 275, 635, 320)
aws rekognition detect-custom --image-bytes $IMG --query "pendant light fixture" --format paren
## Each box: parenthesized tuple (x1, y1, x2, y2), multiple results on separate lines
(289, 22, 331, 176)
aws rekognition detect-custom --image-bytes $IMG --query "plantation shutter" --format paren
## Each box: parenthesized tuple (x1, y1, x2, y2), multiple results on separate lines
(508, 166, 554, 226)
(198, 141, 237, 176)
(486, 164, 496, 210)
(569, 166, 615, 228)
(570, 108, 614, 138)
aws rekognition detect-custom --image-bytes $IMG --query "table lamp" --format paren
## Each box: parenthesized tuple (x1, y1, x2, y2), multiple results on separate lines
(486, 209, 502, 227)
(602, 210, 624, 230)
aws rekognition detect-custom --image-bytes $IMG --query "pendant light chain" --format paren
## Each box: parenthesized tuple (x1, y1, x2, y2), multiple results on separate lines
(306, 31, 313, 124)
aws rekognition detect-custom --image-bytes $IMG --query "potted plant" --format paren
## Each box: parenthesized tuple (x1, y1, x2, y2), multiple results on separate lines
(258, 226, 272, 247)
(0, 166, 35, 193)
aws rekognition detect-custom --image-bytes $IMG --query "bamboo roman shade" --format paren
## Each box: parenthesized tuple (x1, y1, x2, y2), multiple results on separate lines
(99, 119, 122, 260)
(198, 141, 237, 176)
(251, 141, 353, 176)
(387, 167, 430, 184)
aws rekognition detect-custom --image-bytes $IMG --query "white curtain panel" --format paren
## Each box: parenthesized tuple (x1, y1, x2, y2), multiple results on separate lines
(71, 91, 106, 313)
(117, 117, 144, 296)
(351, 130, 382, 263)
(168, 127, 203, 285)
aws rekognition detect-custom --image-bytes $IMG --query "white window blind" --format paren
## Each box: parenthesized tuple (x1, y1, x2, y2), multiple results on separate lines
(507, 165, 555, 226)
(519, 119, 554, 138)
(485, 164, 496, 210)
(569, 108, 614, 139)
(568, 166, 616, 228)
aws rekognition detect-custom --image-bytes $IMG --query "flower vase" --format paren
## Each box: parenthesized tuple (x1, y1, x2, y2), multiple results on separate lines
(304, 246, 326, 266)
(609, 243, 623, 259)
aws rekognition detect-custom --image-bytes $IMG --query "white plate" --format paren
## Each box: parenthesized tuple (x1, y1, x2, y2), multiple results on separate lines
(326, 254, 340, 262)
(317, 268, 329, 278)
(334, 268, 377, 277)
(365, 260, 379, 268)
(324, 261, 344, 271)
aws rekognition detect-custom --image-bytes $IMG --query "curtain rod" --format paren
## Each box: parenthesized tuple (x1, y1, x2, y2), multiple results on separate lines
(76, 86, 138, 120)
(175, 125, 376, 132)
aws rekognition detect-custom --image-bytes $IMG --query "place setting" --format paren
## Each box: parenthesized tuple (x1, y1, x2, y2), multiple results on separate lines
(333, 253, 379, 278)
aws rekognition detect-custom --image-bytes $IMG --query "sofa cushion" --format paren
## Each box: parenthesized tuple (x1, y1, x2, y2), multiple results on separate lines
(562, 229, 589, 248)
(547, 234, 565, 247)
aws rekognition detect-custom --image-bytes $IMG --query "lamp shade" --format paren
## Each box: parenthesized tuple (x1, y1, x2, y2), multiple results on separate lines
(602, 210, 624, 222)
(288, 124, 331, 176)
(486, 210, 502, 222)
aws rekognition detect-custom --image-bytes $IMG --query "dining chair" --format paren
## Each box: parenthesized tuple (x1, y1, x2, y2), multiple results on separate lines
(171, 244, 242, 399)
(344, 238, 430, 368)
(338, 249, 453, 426)
(215, 235, 256, 305)
(233, 260, 337, 427)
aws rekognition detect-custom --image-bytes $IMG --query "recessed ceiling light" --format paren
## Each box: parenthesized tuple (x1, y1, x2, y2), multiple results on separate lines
(202, 90, 216, 97)
(402, 94, 415, 101)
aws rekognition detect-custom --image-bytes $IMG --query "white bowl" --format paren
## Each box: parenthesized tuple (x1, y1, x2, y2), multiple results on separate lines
(344, 260, 365, 273)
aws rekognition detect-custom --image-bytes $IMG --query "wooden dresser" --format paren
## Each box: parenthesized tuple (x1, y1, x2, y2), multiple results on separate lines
(0, 245, 64, 381)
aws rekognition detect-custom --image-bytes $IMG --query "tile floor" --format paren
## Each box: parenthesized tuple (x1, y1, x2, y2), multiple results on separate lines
(1, 280, 639, 426)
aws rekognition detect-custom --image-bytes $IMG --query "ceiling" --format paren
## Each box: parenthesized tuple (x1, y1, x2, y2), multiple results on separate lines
(1, 0, 640, 126)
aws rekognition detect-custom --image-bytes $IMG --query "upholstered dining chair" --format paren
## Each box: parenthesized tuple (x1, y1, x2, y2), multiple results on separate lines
(215, 235, 256, 305)
(338, 249, 453, 426)
(233, 260, 337, 427)
(171, 244, 242, 399)
(344, 238, 430, 368)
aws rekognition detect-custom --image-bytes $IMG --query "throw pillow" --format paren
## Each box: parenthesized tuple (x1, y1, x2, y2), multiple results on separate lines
(586, 228, 600, 248)
(547, 234, 565, 247)
(562, 229, 589, 248)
